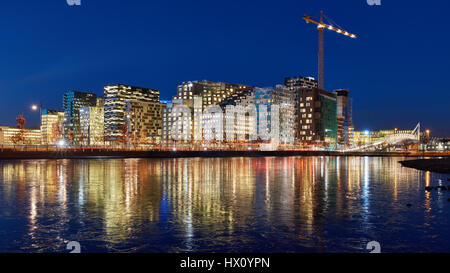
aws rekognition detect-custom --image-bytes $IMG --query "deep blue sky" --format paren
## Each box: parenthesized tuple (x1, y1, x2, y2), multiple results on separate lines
(0, 0, 449, 136)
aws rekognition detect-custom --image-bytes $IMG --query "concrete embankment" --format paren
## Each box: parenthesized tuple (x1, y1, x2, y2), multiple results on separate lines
(0, 150, 336, 160)
(0, 149, 447, 160)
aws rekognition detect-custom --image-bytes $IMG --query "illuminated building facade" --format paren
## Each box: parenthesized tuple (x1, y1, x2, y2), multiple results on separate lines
(125, 100, 163, 144)
(80, 98, 105, 146)
(162, 97, 203, 143)
(253, 86, 296, 145)
(353, 129, 415, 145)
(41, 109, 65, 145)
(296, 87, 337, 144)
(222, 93, 257, 143)
(175, 80, 253, 110)
(284, 76, 318, 90)
(63, 91, 97, 139)
(219, 85, 295, 145)
(0, 126, 41, 145)
(219, 87, 255, 107)
(334, 89, 353, 146)
(285, 76, 318, 141)
(162, 99, 181, 143)
(104, 84, 160, 140)
(423, 138, 450, 151)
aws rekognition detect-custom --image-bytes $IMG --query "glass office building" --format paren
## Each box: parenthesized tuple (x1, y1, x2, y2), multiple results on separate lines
(63, 91, 97, 141)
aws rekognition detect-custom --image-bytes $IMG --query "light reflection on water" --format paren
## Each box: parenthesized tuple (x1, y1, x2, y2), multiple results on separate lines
(0, 157, 449, 253)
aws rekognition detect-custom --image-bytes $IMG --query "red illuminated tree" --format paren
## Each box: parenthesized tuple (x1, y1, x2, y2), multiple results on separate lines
(67, 129, 75, 145)
(140, 128, 149, 144)
(118, 124, 129, 144)
(11, 115, 27, 144)
(50, 122, 62, 144)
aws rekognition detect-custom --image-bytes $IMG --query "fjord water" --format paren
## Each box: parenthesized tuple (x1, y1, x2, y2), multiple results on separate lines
(0, 157, 449, 253)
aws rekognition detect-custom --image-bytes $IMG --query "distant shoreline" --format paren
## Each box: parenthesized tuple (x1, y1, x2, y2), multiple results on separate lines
(0, 149, 449, 160)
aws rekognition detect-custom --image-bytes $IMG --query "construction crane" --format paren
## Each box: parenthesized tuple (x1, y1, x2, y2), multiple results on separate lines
(303, 11, 357, 90)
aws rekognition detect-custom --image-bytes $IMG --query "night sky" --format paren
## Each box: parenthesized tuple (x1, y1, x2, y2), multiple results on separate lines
(0, 0, 449, 136)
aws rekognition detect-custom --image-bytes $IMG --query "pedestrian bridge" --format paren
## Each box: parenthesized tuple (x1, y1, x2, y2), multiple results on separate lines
(341, 123, 421, 152)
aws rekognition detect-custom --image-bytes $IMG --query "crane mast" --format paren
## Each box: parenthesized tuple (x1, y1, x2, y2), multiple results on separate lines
(303, 11, 357, 90)
(318, 11, 325, 90)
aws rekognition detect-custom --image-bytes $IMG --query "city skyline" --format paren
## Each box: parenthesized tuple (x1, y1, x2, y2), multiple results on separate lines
(2, 1, 450, 258)
(0, 1, 449, 136)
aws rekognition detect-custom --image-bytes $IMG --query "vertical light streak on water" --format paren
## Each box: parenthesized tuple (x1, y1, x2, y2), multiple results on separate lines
(393, 161, 398, 202)
(320, 156, 324, 179)
(58, 164, 66, 205)
(291, 158, 295, 196)
(78, 165, 85, 213)
(124, 160, 132, 215)
(57, 162, 68, 223)
(424, 171, 432, 212)
(361, 156, 370, 227)
(184, 159, 193, 246)
(29, 176, 38, 237)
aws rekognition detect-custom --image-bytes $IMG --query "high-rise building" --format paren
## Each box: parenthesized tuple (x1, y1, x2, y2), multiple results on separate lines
(285, 76, 318, 90)
(284, 76, 318, 141)
(104, 84, 159, 140)
(80, 98, 105, 146)
(125, 100, 163, 144)
(175, 80, 253, 110)
(41, 109, 65, 145)
(63, 91, 97, 141)
(296, 87, 337, 144)
(334, 89, 353, 146)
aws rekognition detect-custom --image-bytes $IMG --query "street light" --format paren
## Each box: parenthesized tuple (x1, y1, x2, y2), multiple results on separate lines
(57, 139, 66, 148)
(30, 103, 43, 145)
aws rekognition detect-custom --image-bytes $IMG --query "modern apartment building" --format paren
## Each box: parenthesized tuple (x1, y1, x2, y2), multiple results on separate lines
(104, 84, 160, 140)
(334, 89, 353, 146)
(63, 91, 97, 140)
(296, 87, 337, 144)
(125, 100, 163, 144)
(41, 109, 65, 145)
(175, 80, 253, 110)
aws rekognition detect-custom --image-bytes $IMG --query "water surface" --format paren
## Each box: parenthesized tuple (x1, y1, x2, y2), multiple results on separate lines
(0, 156, 449, 253)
